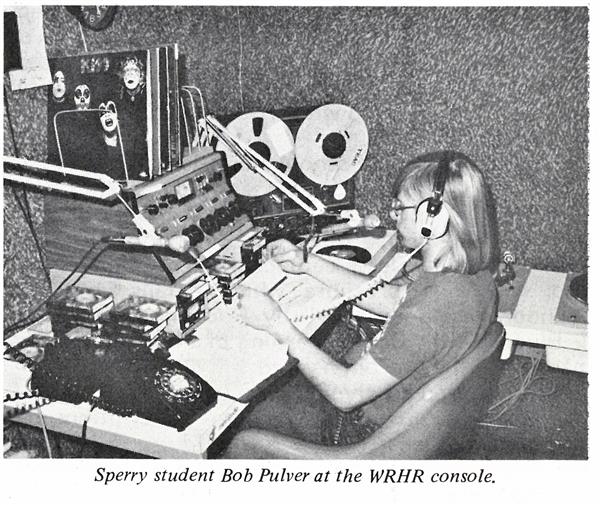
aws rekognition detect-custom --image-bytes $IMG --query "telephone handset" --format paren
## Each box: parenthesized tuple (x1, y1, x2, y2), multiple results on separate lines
(30, 338, 109, 405)
(6, 338, 217, 431)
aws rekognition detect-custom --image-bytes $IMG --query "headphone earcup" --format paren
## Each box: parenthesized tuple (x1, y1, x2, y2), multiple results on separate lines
(415, 198, 450, 239)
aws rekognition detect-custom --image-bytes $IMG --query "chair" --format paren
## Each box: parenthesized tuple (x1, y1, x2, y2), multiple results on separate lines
(224, 321, 505, 459)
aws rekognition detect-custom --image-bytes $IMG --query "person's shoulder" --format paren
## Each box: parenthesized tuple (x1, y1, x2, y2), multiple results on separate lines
(434, 270, 495, 299)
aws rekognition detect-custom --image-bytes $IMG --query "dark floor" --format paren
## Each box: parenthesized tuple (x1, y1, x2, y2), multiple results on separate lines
(3, 317, 588, 459)
(469, 352, 588, 459)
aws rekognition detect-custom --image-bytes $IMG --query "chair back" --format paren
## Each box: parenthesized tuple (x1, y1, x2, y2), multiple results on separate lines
(354, 321, 505, 459)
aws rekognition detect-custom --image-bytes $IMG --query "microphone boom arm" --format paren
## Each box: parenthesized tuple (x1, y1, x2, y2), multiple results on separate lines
(2, 156, 121, 200)
(205, 116, 327, 217)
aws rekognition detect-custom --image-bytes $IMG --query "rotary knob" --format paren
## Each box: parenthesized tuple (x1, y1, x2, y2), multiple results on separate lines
(199, 214, 218, 235)
(182, 225, 204, 246)
(215, 207, 232, 226)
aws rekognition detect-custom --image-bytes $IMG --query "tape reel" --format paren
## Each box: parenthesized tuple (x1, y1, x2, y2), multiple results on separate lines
(216, 112, 295, 197)
(295, 104, 369, 186)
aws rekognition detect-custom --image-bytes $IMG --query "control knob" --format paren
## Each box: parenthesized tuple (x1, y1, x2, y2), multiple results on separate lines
(182, 225, 204, 246)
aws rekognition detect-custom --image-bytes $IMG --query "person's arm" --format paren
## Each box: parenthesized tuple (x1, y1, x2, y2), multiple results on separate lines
(275, 315, 398, 411)
(267, 239, 406, 318)
(236, 286, 399, 411)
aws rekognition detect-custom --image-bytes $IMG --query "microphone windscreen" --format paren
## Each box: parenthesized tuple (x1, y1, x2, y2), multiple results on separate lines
(363, 214, 381, 229)
(167, 235, 191, 253)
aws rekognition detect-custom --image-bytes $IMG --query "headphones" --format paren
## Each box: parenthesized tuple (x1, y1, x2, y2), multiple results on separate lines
(411, 150, 471, 240)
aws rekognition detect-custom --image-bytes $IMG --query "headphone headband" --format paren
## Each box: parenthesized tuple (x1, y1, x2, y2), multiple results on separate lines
(427, 151, 452, 217)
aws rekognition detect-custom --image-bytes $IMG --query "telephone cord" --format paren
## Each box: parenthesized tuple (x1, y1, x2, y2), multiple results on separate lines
(3, 341, 38, 369)
(80, 403, 98, 457)
(290, 278, 387, 323)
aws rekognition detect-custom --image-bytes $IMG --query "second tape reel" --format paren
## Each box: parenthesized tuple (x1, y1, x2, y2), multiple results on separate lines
(295, 103, 369, 194)
(215, 112, 295, 197)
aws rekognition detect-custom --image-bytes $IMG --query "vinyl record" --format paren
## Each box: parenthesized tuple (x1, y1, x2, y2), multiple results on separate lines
(316, 244, 372, 264)
(215, 112, 295, 197)
(295, 104, 368, 186)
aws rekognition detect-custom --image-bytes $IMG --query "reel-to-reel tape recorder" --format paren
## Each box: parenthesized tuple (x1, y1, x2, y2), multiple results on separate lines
(209, 104, 370, 241)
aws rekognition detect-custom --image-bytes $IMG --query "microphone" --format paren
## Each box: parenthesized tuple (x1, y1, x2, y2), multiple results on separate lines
(103, 234, 191, 253)
(317, 213, 383, 239)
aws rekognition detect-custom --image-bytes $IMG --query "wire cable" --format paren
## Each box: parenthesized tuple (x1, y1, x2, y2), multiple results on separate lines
(485, 355, 556, 422)
(78, 20, 88, 52)
(4, 84, 53, 289)
(80, 403, 97, 457)
(36, 407, 53, 458)
(216, 391, 241, 402)
(3, 240, 107, 337)
(236, 6, 245, 112)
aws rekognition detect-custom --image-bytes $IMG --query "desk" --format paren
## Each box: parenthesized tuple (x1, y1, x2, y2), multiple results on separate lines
(497, 267, 588, 373)
(4, 233, 398, 457)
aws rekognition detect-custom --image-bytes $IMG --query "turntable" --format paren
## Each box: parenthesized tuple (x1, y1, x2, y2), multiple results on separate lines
(498, 268, 588, 373)
(312, 230, 397, 275)
(555, 272, 587, 327)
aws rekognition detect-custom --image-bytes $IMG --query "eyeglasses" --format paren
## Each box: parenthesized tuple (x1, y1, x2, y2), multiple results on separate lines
(389, 200, 416, 220)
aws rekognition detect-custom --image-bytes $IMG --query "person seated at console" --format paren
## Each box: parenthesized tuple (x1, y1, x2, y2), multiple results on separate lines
(232, 150, 500, 445)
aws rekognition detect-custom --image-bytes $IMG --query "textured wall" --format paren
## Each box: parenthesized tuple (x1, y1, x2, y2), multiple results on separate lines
(3, 6, 588, 326)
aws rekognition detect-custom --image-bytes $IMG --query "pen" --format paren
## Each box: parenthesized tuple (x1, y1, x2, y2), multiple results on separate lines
(303, 237, 309, 263)
(267, 276, 288, 294)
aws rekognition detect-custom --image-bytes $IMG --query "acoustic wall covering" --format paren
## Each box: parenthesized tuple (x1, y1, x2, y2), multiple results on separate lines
(3, 6, 588, 327)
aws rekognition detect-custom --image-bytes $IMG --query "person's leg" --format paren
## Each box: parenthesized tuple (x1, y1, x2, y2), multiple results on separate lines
(239, 371, 336, 444)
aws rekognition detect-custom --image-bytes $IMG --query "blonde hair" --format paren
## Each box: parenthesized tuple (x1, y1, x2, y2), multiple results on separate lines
(393, 151, 499, 274)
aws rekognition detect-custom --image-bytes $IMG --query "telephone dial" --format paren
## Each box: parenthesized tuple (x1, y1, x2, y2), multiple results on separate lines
(6, 338, 217, 431)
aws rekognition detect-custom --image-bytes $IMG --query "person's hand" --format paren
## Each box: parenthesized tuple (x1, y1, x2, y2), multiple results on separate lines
(343, 341, 369, 365)
(265, 239, 306, 274)
(235, 286, 287, 334)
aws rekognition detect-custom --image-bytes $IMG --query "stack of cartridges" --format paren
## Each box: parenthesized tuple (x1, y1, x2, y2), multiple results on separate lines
(205, 256, 246, 305)
(47, 286, 114, 338)
(101, 295, 176, 344)
(240, 231, 266, 276)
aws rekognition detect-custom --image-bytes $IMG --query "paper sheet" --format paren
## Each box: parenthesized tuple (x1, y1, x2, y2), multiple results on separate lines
(7, 6, 52, 90)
